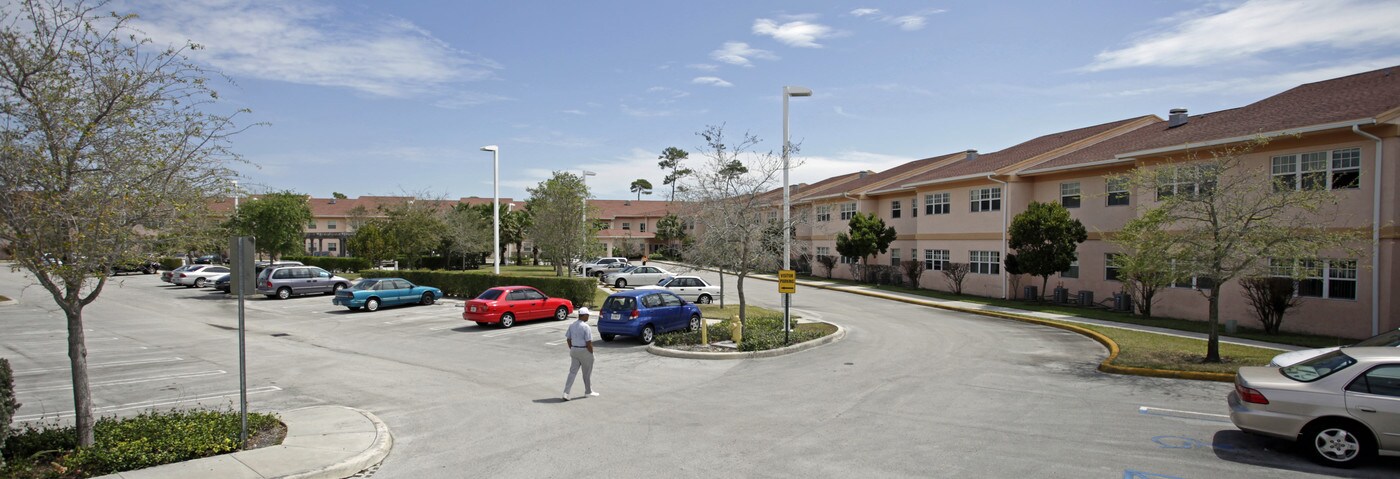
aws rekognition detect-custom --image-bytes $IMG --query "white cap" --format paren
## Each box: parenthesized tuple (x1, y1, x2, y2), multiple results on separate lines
(577, 307, 591, 317)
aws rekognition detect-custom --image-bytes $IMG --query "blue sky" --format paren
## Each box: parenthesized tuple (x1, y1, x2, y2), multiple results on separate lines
(121, 0, 1400, 201)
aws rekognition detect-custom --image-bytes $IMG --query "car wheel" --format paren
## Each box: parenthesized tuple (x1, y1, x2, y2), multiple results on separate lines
(420, 292, 435, 305)
(601, 333, 616, 342)
(500, 312, 515, 328)
(276, 287, 292, 300)
(365, 297, 380, 312)
(194, 277, 206, 288)
(639, 324, 655, 345)
(554, 306, 568, 321)
(615, 278, 627, 288)
(1302, 421, 1373, 468)
(332, 283, 346, 294)
(689, 314, 702, 332)
(697, 294, 712, 304)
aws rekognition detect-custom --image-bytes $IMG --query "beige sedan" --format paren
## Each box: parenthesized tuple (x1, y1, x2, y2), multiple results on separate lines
(1229, 347, 1400, 468)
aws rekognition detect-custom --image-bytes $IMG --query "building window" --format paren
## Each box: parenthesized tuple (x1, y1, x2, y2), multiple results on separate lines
(1061, 252, 1079, 278)
(1271, 147, 1361, 191)
(891, 200, 902, 219)
(816, 205, 831, 222)
(640, 222, 647, 233)
(816, 246, 830, 257)
(327, 221, 337, 230)
(328, 242, 337, 252)
(307, 221, 317, 229)
(1060, 182, 1081, 208)
(970, 251, 1000, 275)
(840, 202, 857, 220)
(622, 222, 630, 230)
(924, 249, 949, 271)
(1272, 258, 1357, 300)
(1167, 260, 1215, 290)
(970, 187, 1001, 212)
(890, 248, 901, 266)
(840, 255, 858, 264)
(1106, 177, 1130, 206)
(911, 196, 918, 217)
(925, 192, 950, 215)
(1156, 165, 1215, 200)
(1105, 253, 1121, 281)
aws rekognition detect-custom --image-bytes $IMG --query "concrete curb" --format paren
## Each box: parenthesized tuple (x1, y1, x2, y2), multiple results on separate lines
(98, 405, 393, 479)
(647, 321, 846, 360)
(656, 261, 1235, 383)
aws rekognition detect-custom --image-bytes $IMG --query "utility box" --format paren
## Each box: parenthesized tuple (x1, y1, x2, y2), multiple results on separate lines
(1053, 287, 1069, 304)
(1113, 292, 1133, 312)
(1077, 290, 1094, 307)
(1023, 286, 1038, 301)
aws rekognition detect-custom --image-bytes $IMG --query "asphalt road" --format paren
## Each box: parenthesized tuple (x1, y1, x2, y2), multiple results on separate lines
(1, 265, 1396, 478)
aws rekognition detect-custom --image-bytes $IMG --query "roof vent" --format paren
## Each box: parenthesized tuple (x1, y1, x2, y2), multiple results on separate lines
(859, 171, 869, 179)
(965, 149, 978, 161)
(328, 198, 336, 204)
(1168, 108, 1188, 128)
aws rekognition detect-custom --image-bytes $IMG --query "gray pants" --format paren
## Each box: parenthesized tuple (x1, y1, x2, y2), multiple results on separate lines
(564, 348, 594, 394)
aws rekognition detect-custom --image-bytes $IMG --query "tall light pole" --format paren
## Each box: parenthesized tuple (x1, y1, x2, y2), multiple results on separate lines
(782, 85, 811, 342)
(581, 170, 596, 276)
(480, 145, 500, 274)
(231, 179, 239, 212)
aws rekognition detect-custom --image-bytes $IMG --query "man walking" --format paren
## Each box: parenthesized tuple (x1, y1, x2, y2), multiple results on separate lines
(563, 307, 598, 400)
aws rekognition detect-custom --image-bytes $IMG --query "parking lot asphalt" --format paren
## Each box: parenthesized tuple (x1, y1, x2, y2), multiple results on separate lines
(1, 266, 1396, 478)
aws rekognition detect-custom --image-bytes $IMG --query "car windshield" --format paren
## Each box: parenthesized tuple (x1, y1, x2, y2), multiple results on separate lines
(352, 280, 380, 291)
(1281, 350, 1357, 382)
(476, 289, 504, 300)
(656, 277, 674, 287)
(1353, 329, 1400, 348)
(603, 296, 636, 311)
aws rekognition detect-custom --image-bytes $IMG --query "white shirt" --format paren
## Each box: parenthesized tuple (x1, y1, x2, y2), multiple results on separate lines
(566, 319, 592, 348)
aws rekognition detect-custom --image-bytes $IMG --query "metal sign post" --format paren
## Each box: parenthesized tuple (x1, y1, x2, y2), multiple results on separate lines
(778, 270, 796, 344)
(230, 236, 255, 447)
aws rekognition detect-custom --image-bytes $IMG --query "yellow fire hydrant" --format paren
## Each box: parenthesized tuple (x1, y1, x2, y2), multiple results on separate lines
(729, 314, 742, 344)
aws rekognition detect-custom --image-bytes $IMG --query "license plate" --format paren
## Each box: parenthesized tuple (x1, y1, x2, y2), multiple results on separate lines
(612, 313, 621, 321)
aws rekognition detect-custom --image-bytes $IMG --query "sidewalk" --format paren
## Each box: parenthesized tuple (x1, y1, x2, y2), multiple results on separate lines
(96, 406, 392, 479)
(655, 261, 1304, 353)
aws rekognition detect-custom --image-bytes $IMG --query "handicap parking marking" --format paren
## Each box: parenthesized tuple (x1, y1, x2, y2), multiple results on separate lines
(13, 385, 282, 422)
(1138, 406, 1231, 423)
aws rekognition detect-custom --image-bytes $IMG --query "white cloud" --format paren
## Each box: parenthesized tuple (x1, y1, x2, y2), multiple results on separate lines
(888, 15, 927, 31)
(507, 130, 602, 149)
(853, 8, 945, 31)
(710, 42, 778, 67)
(789, 151, 913, 186)
(850, 8, 880, 17)
(1102, 56, 1400, 97)
(832, 106, 864, 120)
(752, 18, 834, 48)
(621, 104, 675, 118)
(561, 109, 587, 116)
(647, 86, 691, 98)
(432, 91, 513, 109)
(1087, 0, 1400, 71)
(127, 0, 501, 100)
(687, 63, 720, 71)
(692, 76, 734, 87)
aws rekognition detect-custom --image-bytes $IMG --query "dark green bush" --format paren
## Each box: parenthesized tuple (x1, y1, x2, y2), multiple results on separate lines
(4, 409, 280, 477)
(360, 270, 596, 307)
(157, 257, 183, 271)
(654, 312, 822, 352)
(0, 358, 18, 467)
(282, 256, 373, 273)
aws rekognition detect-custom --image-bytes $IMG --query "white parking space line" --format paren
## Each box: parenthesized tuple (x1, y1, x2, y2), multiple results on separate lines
(382, 312, 454, 325)
(14, 357, 183, 375)
(1138, 406, 1231, 423)
(6, 336, 120, 345)
(428, 322, 472, 331)
(483, 326, 565, 338)
(9, 329, 94, 336)
(14, 386, 282, 421)
(18, 370, 228, 393)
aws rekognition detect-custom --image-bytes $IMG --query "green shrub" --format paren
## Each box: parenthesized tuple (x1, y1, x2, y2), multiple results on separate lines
(0, 358, 18, 467)
(282, 256, 373, 273)
(157, 257, 183, 271)
(648, 253, 668, 262)
(360, 270, 596, 307)
(654, 313, 823, 352)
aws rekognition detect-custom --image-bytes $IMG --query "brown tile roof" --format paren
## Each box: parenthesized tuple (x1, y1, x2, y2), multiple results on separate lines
(794, 171, 869, 202)
(801, 152, 965, 200)
(209, 195, 522, 217)
(1025, 65, 1400, 173)
(590, 199, 674, 220)
(897, 116, 1155, 187)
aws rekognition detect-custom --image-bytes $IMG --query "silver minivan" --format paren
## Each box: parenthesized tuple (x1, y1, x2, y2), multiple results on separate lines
(257, 265, 351, 299)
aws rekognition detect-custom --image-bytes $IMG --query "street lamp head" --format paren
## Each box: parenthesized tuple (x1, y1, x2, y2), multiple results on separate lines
(582, 170, 597, 177)
(784, 86, 812, 97)
(480, 145, 498, 152)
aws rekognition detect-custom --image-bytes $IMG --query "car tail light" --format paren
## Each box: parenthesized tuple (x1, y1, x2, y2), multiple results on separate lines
(266, 281, 273, 288)
(179, 273, 187, 278)
(1236, 383, 1269, 405)
(630, 309, 639, 319)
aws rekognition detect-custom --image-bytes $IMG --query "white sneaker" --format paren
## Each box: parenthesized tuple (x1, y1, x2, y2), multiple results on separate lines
(562, 393, 571, 401)
(586, 391, 599, 397)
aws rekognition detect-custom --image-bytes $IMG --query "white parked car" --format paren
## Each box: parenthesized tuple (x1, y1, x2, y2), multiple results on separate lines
(172, 265, 230, 288)
(578, 257, 629, 277)
(603, 265, 671, 288)
(1269, 329, 1400, 367)
(636, 275, 722, 304)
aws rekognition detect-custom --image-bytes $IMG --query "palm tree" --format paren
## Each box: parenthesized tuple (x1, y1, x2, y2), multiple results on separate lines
(630, 179, 653, 202)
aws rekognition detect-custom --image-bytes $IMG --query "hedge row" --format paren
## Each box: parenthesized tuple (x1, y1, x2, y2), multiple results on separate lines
(360, 270, 598, 307)
(282, 256, 373, 273)
(1, 358, 16, 467)
(157, 257, 184, 271)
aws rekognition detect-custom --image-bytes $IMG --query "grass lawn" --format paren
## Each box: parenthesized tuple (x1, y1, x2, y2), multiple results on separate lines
(799, 274, 1350, 349)
(1078, 324, 1277, 373)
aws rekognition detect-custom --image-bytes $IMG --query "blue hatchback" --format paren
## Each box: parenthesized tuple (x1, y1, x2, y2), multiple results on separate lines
(597, 289, 702, 344)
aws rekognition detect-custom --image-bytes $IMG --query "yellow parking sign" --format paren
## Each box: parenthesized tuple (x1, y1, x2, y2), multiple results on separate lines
(778, 270, 796, 294)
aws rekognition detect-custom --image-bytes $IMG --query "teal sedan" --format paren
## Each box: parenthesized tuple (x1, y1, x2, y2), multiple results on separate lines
(333, 278, 443, 312)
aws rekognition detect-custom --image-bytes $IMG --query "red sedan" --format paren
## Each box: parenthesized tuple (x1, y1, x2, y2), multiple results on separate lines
(464, 286, 574, 328)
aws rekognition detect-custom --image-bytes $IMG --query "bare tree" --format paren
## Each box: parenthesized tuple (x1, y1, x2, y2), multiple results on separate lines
(816, 255, 837, 279)
(901, 257, 926, 288)
(1240, 276, 1302, 334)
(0, 0, 245, 446)
(942, 263, 970, 295)
(679, 125, 793, 332)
